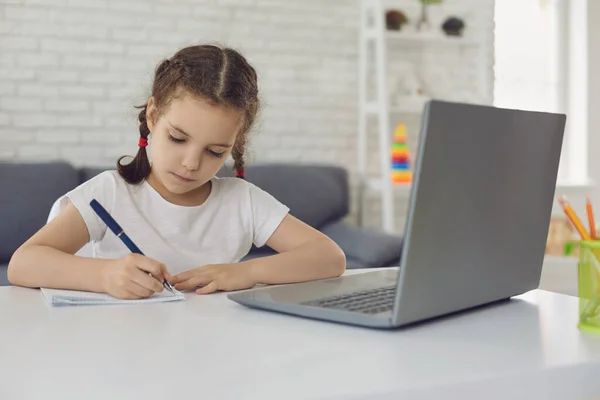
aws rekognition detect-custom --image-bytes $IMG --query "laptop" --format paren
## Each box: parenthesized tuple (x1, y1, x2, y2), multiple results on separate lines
(227, 100, 567, 329)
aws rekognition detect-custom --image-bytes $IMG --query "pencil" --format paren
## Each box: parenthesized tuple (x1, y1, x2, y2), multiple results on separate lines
(557, 195, 591, 241)
(586, 195, 597, 240)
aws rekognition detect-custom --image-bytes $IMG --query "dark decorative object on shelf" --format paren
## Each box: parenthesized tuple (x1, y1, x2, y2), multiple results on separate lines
(442, 17, 465, 36)
(385, 10, 408, 31)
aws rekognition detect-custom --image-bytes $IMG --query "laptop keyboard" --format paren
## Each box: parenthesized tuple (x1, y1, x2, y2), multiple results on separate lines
(301, 285, 396, 315)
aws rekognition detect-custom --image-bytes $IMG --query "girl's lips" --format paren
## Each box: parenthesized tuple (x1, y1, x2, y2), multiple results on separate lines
(171, 172, 195, 182)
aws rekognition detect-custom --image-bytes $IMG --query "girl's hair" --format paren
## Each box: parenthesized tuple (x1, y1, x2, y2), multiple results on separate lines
(117, 44, 259, 184)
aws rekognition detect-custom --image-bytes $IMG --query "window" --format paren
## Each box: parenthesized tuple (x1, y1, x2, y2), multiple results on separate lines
(494, 0, 589, 185)
(494, 0, 562, 113)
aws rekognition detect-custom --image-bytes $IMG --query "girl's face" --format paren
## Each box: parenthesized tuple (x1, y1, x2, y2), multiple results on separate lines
(146, 93, 242, 198)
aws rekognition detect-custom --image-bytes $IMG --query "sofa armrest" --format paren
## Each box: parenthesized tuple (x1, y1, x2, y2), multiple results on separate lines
(320, 221, 403, 268)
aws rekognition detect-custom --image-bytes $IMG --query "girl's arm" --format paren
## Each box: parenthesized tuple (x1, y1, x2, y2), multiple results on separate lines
(246, 214, 346, 285)
(8, 202, 169, 298)
(171, 215, 346, 293)
(7, 202, 108, 291)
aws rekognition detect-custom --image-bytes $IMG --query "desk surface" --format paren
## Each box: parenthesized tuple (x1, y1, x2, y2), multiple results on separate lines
(1, 269, 600, 400)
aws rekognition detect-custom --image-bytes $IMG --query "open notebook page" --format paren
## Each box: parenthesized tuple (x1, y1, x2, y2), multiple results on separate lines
(41, 287, 185, 307)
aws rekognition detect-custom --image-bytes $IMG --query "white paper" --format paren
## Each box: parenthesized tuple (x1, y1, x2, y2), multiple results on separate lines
(41, 287, 185, 307)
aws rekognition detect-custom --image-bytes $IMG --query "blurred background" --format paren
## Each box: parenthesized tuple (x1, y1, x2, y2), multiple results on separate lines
(0, 0, 598, 259)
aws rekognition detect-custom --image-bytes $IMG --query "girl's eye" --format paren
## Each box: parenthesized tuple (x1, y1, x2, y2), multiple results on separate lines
(208, 149, 225, 158)
(168, 134, 185, 143)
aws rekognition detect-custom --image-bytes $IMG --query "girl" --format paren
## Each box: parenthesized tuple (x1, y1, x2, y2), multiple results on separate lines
(8, 44, 346, 299)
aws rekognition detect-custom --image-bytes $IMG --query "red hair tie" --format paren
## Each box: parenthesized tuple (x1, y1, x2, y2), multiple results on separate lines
(235, 169, 245, 178)
(138, 137, 148, 148)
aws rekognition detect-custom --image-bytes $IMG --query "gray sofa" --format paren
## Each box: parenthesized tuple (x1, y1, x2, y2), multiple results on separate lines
(0, 161, 403, 286)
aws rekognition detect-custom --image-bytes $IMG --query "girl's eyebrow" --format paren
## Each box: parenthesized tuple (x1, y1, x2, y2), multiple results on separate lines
(168, 122, 233, 148)
(169, 122, 191, 137)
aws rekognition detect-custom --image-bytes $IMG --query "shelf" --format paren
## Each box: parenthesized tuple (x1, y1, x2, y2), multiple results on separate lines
(365, 178, 412, 193)
(385, 30, 482, 46)
(544, 254, 579, 271)
(555, 179, 595, 191)
(543, 255, 579, 265)
(365, 26, 483, 46)
(366, 98, 428, 115)
(390, 99, 428, 114)
(357, 0, 485, 234)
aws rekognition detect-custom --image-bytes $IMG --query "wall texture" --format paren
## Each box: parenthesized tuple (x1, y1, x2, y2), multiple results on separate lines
(0, 0, 495, 232)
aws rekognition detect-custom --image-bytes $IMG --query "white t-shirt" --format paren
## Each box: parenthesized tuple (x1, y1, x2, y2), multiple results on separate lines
(48, 171, 290, 275)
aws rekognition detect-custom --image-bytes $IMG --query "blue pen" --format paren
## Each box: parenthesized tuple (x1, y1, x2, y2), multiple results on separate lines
(89, 199, 174, 293)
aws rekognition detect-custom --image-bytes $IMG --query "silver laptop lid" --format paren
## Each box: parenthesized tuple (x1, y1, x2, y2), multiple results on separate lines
(393, 100, 566, 325)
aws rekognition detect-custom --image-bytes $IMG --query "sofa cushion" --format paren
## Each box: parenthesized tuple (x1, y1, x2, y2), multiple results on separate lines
(320, 221, 403, 268)
(0, 161, 80, 264)
(218, 164, 349, 229)
(0, 265, 8, 286)
(79, 167, 110, 184)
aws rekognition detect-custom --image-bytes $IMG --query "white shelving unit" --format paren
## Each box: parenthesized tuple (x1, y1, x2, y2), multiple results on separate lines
(356, 0, 486, 233)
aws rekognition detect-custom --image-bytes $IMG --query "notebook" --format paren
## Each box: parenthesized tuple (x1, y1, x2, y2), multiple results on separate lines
(41, 287, 185, 307)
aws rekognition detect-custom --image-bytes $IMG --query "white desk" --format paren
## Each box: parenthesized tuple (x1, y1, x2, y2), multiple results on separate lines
(1, 268, 600, 400)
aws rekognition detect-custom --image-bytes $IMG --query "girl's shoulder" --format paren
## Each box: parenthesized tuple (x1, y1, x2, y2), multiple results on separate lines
(73, 169, 116, 192)
(213, 176, 254, 193)
(71, 170, 136, 205)
(82, 170, 135, 191)
(212, 176, 285, 208)
(211, 176, 264, 204)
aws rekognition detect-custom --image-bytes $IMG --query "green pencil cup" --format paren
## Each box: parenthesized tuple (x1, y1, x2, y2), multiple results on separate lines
(578, 240, 600, 334)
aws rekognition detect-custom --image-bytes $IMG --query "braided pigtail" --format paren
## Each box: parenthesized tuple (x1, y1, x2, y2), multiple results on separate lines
(117, 104, 152, 184)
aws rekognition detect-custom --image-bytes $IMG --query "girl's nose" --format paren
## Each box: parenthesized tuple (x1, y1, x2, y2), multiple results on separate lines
(181, 151, 201, 171)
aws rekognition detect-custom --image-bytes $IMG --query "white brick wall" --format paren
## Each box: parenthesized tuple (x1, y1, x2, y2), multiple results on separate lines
(0, 0, 494, 232)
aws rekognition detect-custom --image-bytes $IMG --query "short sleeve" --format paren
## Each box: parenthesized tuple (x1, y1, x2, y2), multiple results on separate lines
(249, 183, 290, 248)
(64, 171, 117, 242)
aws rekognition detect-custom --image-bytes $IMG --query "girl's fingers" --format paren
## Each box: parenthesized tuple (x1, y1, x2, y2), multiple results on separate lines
(129, 254, 166, 281)
(162, 265, 173, 283)
(117, 288, 144, 300)
(172, 266, 215, 284)
(171, 270, 196, 285)
(131, 268, 164, 293)
(174, 274, 213, 291)
(196, 281, 218, 295)
(124, 280, 155, 298)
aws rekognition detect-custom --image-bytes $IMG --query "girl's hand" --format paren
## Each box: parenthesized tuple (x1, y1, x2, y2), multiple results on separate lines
(101, 254, 172, 299)
(171, 263, 257, 294)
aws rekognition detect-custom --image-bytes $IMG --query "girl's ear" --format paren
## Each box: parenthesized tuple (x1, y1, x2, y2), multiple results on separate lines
(146, 97, 157, 132)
